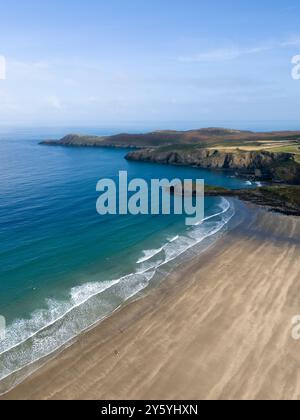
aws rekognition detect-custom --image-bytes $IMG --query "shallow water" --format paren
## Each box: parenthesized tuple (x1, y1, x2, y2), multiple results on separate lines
(0, 127, 253, 389)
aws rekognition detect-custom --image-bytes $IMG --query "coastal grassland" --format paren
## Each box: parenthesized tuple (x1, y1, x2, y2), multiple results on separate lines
(41, 128, 300, 150)
(43, 128, 300, 185)
(204, 139, 300, 178)
(203, 184, 300, 216)
(258, 185, 300, 207)
(140, 140, 300, 154)
(204, 185, 232, 194)
(208, 140, 300, 154)
(205, 184, 300, 204)
(266, 145, 300, 163)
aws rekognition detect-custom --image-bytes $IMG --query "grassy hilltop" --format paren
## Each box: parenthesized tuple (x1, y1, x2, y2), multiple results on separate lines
(41, 128, 300, 213)
(41, 127, 300, 151)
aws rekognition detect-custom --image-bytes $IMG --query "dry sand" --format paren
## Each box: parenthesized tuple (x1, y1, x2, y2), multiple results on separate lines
(2, 208, 300, 400)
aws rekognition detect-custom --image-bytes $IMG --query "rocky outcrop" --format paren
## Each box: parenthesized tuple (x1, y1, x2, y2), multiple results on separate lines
(40, 129, 300, 184)
(41, 134, 110, 148)
(174, 185, 300, 216)
(126, 148, 300, 183)
(203, 186, 300, 216)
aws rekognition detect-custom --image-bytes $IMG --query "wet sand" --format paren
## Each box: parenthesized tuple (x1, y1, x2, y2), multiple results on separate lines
(3, 208, 300, 400)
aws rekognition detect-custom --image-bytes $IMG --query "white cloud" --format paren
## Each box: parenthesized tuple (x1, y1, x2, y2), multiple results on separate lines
(178, 35, 300, 64)
(178, 46, 269, 63)
(46, 95, 62, 110)
(0, 55, 6, 80)
(86, 96, 100, 103)
(280, 35, 300, 47)
(9, 59, 52, 82)
(0, 90, 18, 111)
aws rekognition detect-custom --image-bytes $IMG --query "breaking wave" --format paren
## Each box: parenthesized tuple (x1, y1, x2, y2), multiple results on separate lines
(0, 197, 236, 394)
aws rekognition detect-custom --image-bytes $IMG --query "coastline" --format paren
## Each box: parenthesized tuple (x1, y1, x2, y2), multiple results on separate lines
(0, 196, 238, 394)
(2, 204, 300, 400)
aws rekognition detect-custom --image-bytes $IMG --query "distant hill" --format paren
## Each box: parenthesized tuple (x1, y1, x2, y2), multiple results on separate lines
(40, 128, 300, 184)
(40, 128, 300, 149)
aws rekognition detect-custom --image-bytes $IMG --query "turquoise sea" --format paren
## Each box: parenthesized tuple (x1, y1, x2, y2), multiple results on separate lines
(0, 124, 285, 391)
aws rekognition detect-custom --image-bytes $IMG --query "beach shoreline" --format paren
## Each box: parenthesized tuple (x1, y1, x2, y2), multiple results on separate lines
(2, 205, 300, 400)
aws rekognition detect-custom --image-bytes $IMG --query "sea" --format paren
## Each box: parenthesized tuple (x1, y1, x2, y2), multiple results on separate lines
(0, 122, 298, 392)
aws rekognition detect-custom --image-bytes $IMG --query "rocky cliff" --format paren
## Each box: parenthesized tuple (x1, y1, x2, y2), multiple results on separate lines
(126, 148, 300, 183)
(40, 129, 300, 184)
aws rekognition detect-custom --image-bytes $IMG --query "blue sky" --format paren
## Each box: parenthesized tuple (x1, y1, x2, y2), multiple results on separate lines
(0, 0, 300, 126)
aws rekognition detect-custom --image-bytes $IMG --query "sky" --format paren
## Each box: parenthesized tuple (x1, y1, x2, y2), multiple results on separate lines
(0, 0, 300, 127)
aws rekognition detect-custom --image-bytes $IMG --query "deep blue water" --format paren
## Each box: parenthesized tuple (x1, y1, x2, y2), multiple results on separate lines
(0, 126, 257, 389)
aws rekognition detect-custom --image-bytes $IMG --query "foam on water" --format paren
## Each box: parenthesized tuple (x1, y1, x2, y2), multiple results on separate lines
(0, 197, 235, 394)
(168, 235, 179, 243)
(137, 248, 164, 264)
(199, 197, 230, 224)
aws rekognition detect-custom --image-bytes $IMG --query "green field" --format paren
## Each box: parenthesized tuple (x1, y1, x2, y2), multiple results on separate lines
(266, 145, 300, 163)
(205, 140, 300, 164)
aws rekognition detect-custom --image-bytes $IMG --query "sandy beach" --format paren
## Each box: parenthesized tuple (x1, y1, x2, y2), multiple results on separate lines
(2, 206, 300, 400)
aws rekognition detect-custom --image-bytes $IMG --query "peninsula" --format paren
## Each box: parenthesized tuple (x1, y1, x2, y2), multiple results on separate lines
(41, 128, 300, 184)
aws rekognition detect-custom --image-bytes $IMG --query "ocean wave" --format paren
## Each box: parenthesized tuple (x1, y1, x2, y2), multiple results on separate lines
(168, 235, 179, 243)
(0, 270, 155, 388)
(199, 197, 230, 224)
(0, 197, 235, 394)
(132, 199, 234, 275)
(137, 247, 164, 264)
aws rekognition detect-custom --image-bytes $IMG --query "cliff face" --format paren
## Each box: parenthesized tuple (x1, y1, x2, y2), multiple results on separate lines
(126, 149, 300, 183)
(40, 129, 300, 184)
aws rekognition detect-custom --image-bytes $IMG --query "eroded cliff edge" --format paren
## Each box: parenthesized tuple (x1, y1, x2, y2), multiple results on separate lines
(126, 148, 300, 184)
(40, 129, 300, 184)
